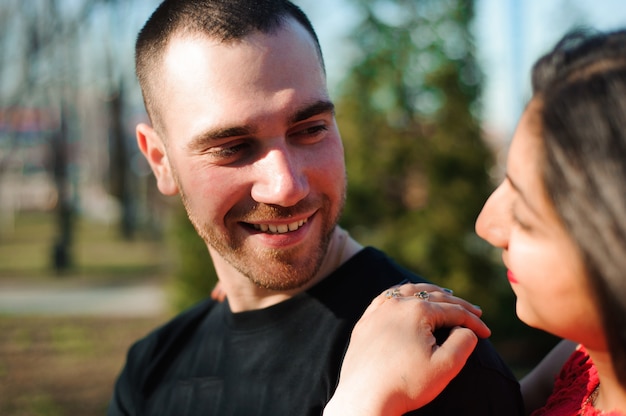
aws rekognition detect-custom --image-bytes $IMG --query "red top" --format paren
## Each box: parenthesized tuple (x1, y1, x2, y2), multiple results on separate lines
(531, 344, 624, 416)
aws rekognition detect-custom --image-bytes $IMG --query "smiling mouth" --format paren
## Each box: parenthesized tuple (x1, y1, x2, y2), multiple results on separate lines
(251, 219, 308, 234)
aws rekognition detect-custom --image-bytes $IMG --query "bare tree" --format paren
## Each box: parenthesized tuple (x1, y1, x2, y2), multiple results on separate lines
(0, 0, 153, 270)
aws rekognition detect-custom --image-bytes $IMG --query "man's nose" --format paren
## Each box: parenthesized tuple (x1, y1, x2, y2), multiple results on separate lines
(250, 146, 309, 207)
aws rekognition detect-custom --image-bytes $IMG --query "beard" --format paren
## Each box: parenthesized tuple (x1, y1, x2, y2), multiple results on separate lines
(179, 190, 345, 292)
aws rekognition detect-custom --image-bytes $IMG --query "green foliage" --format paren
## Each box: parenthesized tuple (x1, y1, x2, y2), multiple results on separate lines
(336, 0, 561, 370)
(169, 203, 218, 312)
(337, 0, 498, 309)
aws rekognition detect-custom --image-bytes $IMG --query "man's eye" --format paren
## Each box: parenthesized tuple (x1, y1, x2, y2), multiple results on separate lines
(291, 124, 328, 140)
(209, 143, 249, 159)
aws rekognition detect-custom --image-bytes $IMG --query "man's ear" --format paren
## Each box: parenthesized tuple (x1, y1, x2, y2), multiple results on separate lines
(136, 122, 179, 196)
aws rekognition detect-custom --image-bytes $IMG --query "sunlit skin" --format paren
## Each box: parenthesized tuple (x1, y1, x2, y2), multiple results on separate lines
(136, 18, 349, 312)
(475, 99, 626, 411)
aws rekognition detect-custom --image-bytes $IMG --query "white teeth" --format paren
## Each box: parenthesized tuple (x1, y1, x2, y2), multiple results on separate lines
(253, 219, 307, 234)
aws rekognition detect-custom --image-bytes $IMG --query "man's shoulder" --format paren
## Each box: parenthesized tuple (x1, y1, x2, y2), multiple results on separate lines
(342, 249, 524, 414)
(309, 247, 430, 317)
(415, 333, 523, 414)
(341, 246, 430, 285)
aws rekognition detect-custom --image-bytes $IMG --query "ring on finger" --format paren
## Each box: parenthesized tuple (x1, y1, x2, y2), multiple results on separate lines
(414, 290, 430, 301)
(385, 288, 401, 299)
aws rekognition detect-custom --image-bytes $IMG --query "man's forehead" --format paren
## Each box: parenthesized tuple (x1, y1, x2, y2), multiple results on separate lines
(160, 18, 324, 73)
(160, 23, 325, 89)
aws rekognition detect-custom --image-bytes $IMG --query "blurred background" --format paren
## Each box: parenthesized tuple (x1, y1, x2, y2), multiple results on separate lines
(1, 0, 625, 414)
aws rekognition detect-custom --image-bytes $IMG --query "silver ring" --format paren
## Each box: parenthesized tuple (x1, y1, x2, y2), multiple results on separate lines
(385, 288, 401, 299)
(414, 291, 430, 301)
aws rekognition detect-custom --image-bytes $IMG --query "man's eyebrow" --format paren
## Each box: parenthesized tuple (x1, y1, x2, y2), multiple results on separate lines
(186, 100, 335, 152)
(289, 100, 335, 124)
(187, 125, 256, 152)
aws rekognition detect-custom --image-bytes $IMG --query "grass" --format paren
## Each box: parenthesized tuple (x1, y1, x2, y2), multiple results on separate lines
(0, 315, 167, 416)
(0, 211, 174, 415)
(0, 211, 170, 281)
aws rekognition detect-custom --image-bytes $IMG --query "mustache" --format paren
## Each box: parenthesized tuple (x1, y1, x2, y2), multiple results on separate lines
(229, 199, 318, 223)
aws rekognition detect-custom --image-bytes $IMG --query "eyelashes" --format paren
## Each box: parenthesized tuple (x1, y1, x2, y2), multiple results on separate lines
(201, 123, 329, 165)
(511, 203, 531, 231)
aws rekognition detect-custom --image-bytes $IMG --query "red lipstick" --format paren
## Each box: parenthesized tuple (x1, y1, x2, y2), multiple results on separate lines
(507, 270, 518, 283)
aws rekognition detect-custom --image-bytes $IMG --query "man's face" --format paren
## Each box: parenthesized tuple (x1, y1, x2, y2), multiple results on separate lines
(139, 19, 346, 291)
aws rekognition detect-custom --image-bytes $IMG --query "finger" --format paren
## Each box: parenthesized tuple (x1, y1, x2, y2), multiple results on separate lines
(365, 285, 490, 338)
(400, 326, 478, 408)
(393, 283, 482, 317)
(211, 284, 226, 302)
(431, 326, 478, 377)
(393, 283, 444, 297)
(363, 283, 418, 320)
(431, 302, 491, 338)
(378, 283, 451, 302)
(368, 289, 490, 338)
(427, 292, 483, 317)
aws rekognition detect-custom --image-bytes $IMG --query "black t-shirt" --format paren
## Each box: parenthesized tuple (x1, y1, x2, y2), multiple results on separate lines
(108, 247, 523, 415)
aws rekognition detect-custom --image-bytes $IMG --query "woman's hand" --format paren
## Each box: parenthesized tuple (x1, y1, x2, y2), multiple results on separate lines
(211, 281, 226, 302)
(324, 283, 490, 416)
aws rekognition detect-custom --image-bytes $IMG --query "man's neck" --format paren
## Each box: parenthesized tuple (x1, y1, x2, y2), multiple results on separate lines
(214, 227, 363, 313)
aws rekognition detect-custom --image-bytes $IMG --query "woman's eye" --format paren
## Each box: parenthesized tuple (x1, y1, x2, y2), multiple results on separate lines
(510, 202, 532, 231)
(512, 212, 531, 231)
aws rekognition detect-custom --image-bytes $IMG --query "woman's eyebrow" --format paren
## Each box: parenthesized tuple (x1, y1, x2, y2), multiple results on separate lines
(506, 172, 541, 217)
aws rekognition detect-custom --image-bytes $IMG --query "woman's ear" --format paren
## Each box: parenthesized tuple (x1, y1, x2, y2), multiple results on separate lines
(136, 123, 179, 196)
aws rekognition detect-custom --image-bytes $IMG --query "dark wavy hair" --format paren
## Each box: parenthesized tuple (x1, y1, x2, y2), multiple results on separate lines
(135, 0, 324, 132)
(531, 28, 626, 387)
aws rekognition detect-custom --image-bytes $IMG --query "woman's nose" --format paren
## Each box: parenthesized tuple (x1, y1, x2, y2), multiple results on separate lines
(475, 181, 511, 249)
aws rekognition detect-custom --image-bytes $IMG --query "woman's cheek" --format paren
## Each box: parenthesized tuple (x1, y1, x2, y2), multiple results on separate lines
(507, 239, 547, 287)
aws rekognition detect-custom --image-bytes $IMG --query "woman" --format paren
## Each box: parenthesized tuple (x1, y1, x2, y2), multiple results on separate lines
(325, 28, 626, 415)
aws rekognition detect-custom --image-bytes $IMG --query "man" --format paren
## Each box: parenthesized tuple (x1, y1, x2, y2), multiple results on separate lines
(109, 1, 523, 414)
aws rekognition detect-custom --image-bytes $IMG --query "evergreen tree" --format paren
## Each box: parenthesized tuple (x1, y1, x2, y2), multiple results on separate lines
(169, 202, 218, 312)
(337, 0, 506, 311)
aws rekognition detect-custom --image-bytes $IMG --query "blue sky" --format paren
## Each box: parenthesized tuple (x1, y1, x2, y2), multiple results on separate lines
(297, 0, 626, 140)
(474, 0, 626, 137)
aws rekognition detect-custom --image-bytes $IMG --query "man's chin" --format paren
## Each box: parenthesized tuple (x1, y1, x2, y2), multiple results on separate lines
(245, 262, 321, 292)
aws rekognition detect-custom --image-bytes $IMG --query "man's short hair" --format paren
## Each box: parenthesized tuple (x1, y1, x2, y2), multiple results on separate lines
(135, 0, 325, 133)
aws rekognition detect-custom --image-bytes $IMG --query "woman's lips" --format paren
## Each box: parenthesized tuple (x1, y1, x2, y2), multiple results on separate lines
(507, 270, 518, 283)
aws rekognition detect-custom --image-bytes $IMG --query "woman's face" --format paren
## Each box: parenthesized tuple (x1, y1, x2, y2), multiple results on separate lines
(475, 100, 605, 349)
